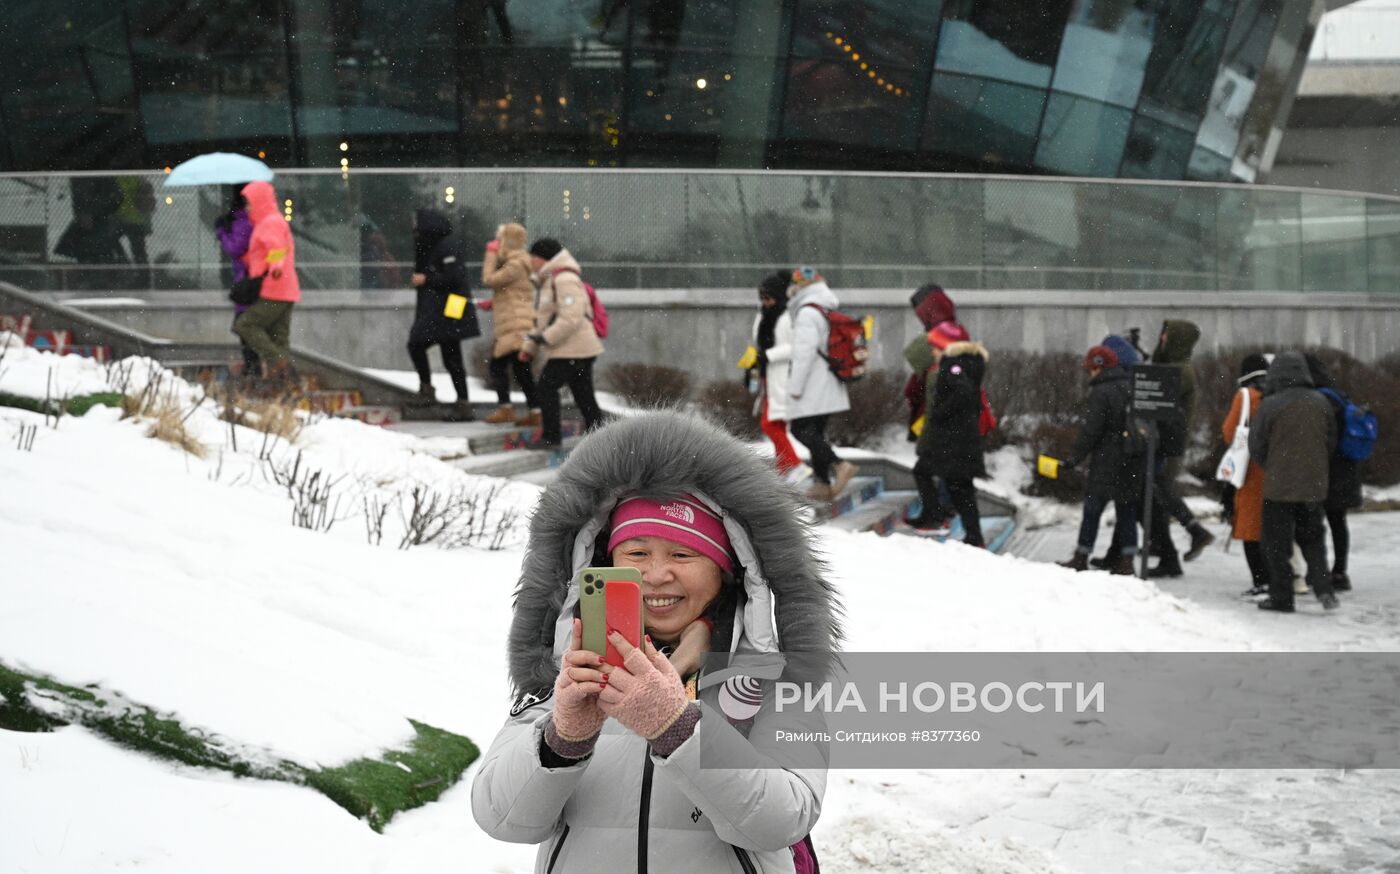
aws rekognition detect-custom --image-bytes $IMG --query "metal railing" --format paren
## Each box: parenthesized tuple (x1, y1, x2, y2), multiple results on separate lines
(1, 168, 1397, 294)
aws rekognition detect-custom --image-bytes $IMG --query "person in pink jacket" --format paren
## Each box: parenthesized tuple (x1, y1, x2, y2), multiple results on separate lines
(233, 180, 300, 381)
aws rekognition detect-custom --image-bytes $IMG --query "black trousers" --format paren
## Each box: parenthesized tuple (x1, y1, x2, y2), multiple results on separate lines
(1262, 500, 1333, 606)
(945, 476, 984, 547)
(1242, 540, 1269, 590)
(1325, 502, 1350, 574)
(1149, 456, 1197, 559)
(789, 415, 839, 483)
(489, 352, 537, 407)
(408, 340, 467, 400)
(537, 357, 603, 445)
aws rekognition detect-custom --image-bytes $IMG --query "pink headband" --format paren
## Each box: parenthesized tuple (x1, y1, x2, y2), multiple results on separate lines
(606, 494, 734, 574)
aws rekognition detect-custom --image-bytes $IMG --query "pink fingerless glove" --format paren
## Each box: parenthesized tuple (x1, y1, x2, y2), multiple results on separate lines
(600, 641, 691, 742)
(548, 668, 606, 759)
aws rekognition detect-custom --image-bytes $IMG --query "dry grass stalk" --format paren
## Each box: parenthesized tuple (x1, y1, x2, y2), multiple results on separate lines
(145, 400, 207, 458)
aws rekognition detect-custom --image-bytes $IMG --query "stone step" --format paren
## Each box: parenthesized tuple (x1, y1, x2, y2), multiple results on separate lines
(811, 476, 885, 521)
(452, 449, 552, 478)
(333, 405, 403, 426)
(467, 420, 583, 455)
(825, 489, 919, 535)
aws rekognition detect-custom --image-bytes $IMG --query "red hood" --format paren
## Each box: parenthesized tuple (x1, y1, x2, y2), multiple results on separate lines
(914, 288, 956, 330)
(241, 181, 280, 224)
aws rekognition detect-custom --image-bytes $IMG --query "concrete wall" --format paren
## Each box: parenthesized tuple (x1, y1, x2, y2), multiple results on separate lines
(1271, 127, 1400, 198)
(57, 288, 1400, 386)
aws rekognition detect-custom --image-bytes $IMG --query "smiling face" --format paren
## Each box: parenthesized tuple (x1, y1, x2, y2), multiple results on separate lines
(611, 536, 724, 641)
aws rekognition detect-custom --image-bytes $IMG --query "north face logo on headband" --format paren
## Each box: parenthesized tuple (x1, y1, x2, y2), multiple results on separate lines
(661, 503, 695, 525)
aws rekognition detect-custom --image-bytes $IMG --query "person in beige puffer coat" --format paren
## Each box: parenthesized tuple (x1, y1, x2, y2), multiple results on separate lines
(519, 238, 605, 446)
(480, 222, 540, 425)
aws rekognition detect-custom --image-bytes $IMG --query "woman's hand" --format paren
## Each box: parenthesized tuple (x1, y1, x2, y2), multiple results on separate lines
(598, 632, 689, 740)
(667, 618, 713, 678)
(411, 272, 426, 287)
(551, 619, 609, 743)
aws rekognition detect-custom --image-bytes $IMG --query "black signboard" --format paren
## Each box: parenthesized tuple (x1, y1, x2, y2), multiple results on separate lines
(1130, 364, 1182, 420)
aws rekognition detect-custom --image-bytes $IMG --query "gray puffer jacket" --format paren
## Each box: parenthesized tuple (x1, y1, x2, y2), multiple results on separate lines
(471, 411, 844, 874)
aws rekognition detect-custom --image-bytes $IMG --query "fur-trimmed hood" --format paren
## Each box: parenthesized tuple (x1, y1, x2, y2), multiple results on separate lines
(507, 411, 844, 696)
(942, 340, 989, 361)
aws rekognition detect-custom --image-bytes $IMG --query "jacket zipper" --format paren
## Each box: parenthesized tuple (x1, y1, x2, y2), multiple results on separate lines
(732, 846, 759, 874)
(546, 824, 570, 874)
(638, 751, 655, 874)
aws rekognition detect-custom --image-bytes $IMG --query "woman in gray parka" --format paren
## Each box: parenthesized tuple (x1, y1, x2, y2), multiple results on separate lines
(471, 411, 843, 873)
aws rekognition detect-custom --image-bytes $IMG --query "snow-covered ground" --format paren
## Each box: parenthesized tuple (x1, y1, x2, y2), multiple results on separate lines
(3, 343, 1397, 873)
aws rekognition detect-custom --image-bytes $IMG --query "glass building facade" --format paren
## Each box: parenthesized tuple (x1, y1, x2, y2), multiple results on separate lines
(0, 0, 1323, 181)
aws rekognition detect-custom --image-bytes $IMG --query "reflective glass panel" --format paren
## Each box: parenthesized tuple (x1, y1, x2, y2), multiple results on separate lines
(780, 0, 942, 151)
(1216, 187, 1301, 291)
(1034, 94, 1131, 177)
(1135, 0, 1236, 128)
(1120, 116, 1196, 179)
(1366, 198, 1400, 295)
(1301, 193, 1368, 292)
(1049, 0, 1155, 108)
(935, 0, 1072, 88)
(126, 0, 294, 161)
(923, 72, 1046, 169)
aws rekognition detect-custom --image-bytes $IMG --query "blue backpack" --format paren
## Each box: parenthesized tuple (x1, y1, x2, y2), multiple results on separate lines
(1318, 387, 1379, 462)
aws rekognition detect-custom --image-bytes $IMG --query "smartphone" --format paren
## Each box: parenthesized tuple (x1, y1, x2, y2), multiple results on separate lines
(579, 566, 643, 667)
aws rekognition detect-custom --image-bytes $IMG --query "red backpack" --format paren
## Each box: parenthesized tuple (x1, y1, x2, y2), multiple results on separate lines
(551, 267, 609, 339)
(802, 304, 869, 382)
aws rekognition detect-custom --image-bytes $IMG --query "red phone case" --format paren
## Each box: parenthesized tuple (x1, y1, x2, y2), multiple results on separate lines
(604, 580, 642, 668)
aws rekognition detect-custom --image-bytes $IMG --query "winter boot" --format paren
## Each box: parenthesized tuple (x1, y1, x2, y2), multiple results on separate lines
(410, 383, 437, 406)
(444, 400, 474, 422)
(1058, 554, 1089, 572)
(1183, 523, 1215, 562)
(904, 510, 951, 533)
(1292, 575, 1309, 595)
(1331, 571, 1352, 592)
(484, 404, 517, 425)
(514, 408, 542, 427)
(1089, 549, 1120, 570)
(1108, 554, 1138, 576)
(1257, 598, 1295, 613)
(1318, 592, 1340, 610)
(1146, 555, 1183, 578)
(829, 461, 859, 497)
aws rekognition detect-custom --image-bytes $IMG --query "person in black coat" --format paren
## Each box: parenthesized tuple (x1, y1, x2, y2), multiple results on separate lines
(408, 208, 479, 420)
(911, 340, 988, 546)
(1304, 354, 1362, 592)
(1059, 346, 1141, 574)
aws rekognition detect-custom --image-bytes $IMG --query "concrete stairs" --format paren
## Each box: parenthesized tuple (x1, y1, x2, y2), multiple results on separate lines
(811, 460, 1018, 553)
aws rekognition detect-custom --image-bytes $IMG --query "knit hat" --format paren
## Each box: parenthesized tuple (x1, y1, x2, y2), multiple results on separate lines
(790, 266, 823, 288)
(607, 494, 734, 575)
(911, 283, 956, 331)
(1083, 345, 1118, 371)
(529, 237, 562, 261)
(1238, 353, 1270, 385)
(928, 320, 970, 350)
(758, 270, 791, 302)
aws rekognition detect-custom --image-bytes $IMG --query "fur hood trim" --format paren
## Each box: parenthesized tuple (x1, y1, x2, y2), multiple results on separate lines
(507, 411, 844, 695)
(943, 340, 989, 361)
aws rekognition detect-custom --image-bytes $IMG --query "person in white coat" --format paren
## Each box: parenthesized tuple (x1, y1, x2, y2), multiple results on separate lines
(751, 271, 804, 477)
(470, 411, 842, 874)
(786, 266, 858, 502)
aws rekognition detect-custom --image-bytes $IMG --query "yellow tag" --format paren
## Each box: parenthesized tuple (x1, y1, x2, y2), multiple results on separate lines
(736, 345, 758, 370)
(265, 247, 288, 265)
(911, 414, 925, 438)
(444, 293, 467, 320)
(1037, 455, 1060, 480)
(862, 315, 874, 340)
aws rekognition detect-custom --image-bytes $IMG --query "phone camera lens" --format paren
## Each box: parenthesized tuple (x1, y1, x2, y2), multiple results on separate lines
(584, 574, 595, 584)
(583, 585, 594, 595)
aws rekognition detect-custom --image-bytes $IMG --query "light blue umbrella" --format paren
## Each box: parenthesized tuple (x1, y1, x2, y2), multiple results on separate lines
(163, 152, 275, 187)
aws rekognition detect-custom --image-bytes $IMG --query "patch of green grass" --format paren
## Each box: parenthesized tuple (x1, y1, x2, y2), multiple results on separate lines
(0, 662, 478, 830)
(0, 390, 125, 417)
(306, 720, 482, 832)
